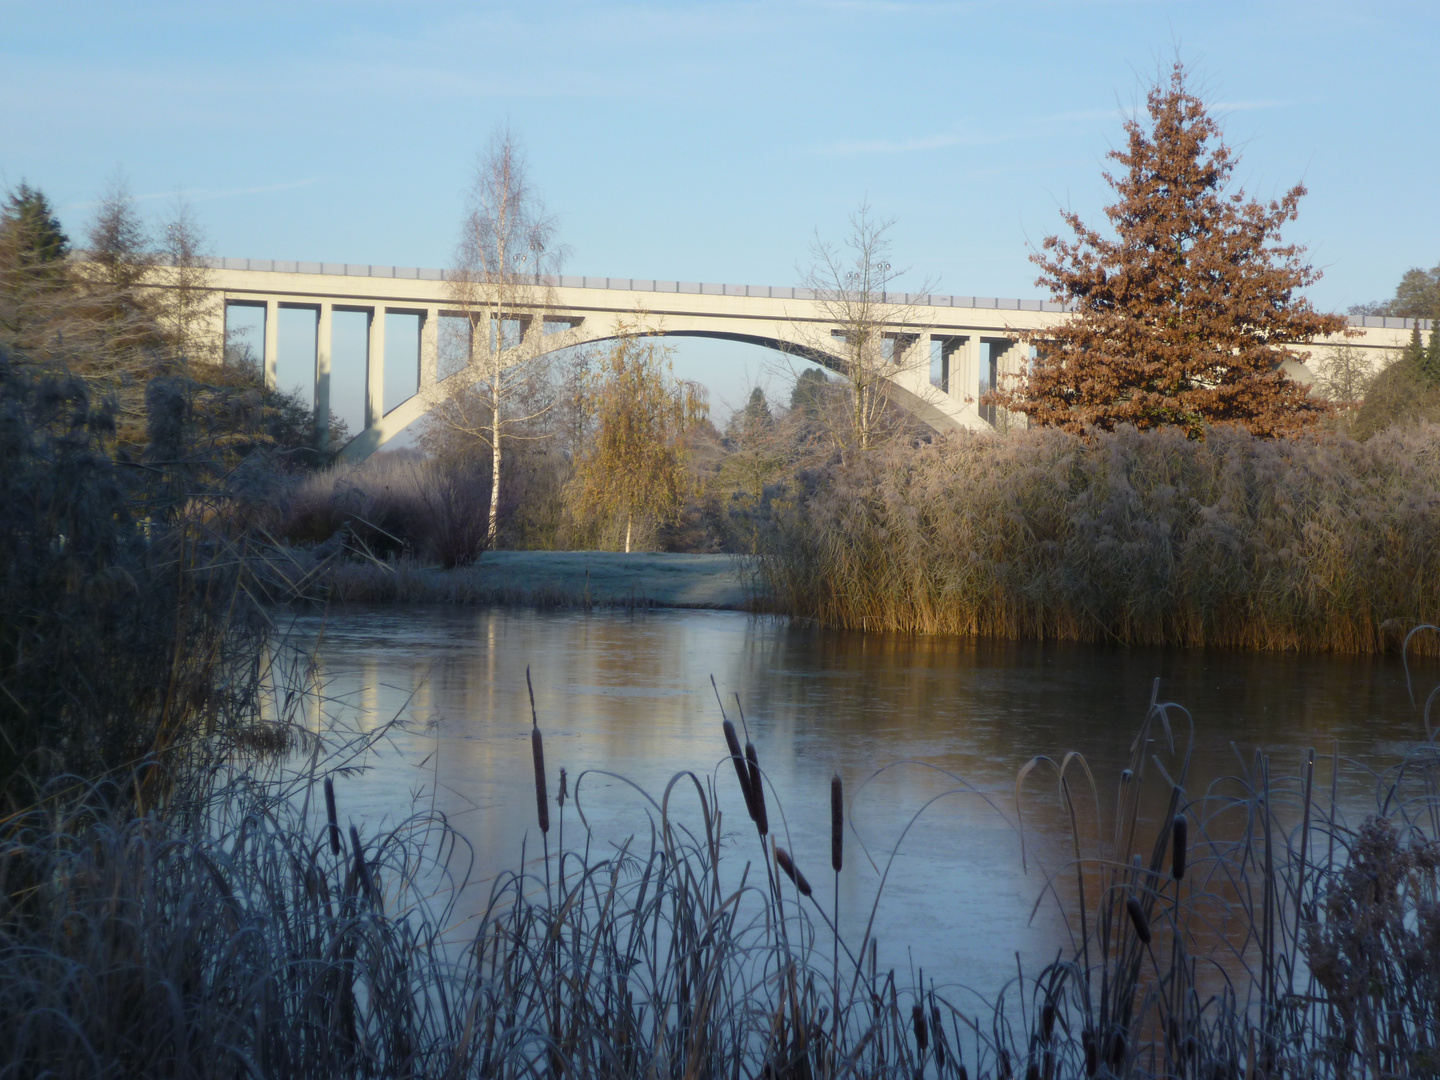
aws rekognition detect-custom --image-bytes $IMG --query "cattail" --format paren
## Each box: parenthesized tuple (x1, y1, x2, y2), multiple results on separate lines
(1082, 1029, 1097, 1077)
(1125, 896, 1151, 944)
(324, 776, 341, 855)
(1041, 999, 1055, 1041)
(1171, 814, 1188, 881)
(349, 824, 373, 900)
(931, 1004, 945, 1067)
(831, 772, 844, 873)
(723, 719, 754, 813)
(774, 845, 812, 897)
(532, 726, 550, 835)
(958, 1066, 969, 1080)
(1024, 1063, 1039, 1080)
(526, 666, 550, 835)
(911, 1003, 928, 1055)
(558, 767, 568, 809)
(745, 741, 768, 835)
(1108, 1030, 1127, 1069)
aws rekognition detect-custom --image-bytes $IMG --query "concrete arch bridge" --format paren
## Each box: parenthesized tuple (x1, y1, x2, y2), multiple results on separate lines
(202, 259, 1418, 460)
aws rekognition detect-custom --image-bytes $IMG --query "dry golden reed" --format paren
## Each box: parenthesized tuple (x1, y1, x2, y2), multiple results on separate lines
(755, 423, 1440, 652)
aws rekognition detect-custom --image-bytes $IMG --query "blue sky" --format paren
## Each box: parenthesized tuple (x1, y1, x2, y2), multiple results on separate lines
(4, 0, 1437, 419)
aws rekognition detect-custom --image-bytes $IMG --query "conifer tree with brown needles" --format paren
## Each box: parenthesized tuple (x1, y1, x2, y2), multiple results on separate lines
(995, 63, 1347, 438)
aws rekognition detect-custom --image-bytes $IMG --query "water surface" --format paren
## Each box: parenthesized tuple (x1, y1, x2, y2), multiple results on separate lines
(289, 606, 1436, 999)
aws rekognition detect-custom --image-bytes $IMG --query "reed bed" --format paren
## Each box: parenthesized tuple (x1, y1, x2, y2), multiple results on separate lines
(753, 423, 1440, 652)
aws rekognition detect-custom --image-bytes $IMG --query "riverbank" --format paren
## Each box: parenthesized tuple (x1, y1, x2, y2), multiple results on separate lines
(322, 550, 759, 610)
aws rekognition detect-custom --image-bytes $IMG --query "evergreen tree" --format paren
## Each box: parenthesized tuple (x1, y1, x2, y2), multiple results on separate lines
(740, 386, 772, 435)
(1424, 318, 1440, 385)
(996, 63, 1346, 438)
(0, 183, 72, 349)
(790, 368, 830, 415)
(0, 183, 69, 267)
(1403, 320, 1427, 378)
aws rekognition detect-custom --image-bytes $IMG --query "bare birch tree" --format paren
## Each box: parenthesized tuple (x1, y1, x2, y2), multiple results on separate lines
(440, 129, 562, 545)
(794, 203, 936, 455)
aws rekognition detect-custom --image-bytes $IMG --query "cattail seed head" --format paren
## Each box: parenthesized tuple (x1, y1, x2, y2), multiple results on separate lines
(1171, 814, 1188, 881)
(532, 726, 550, 835)
(774, 845, 812, 897)
(1125, 895, 1151, 944)
(1024, 1063, 1039, 1080)
(958, 1067, 969, 1080)
(931, 1004, 945, 1067)
(1108, 1030, 1126, 1069)
(745, 741, 768, 835)
(558, 767, 567, 808)
(723, 719, 754, 813)
(911, 1004, 928, 1055)
(1082, 1029, 1097, 1077)
(831, 772, 844, 873)
(324, 776, 341, 855)
(349, 824, 372, 900)
(1041, 999, 1056, 1041)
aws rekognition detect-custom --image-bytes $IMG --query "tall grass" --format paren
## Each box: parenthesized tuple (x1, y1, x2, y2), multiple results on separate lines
(753, 423, 1440, 652)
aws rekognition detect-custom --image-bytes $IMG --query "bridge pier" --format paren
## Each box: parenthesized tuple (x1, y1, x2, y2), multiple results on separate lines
(263, 299, 279, 390)
(315, 302, 333, 447)
(421, 307, 439, 391)
(366, 307, 385, 430)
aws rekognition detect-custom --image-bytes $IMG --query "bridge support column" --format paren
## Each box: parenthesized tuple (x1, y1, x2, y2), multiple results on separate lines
(938, 337, 962, 396)
(366, 307, 385, 430)
(964, 334, 983, 410)
(263, 299, 279, 390)
(420, 306, 439, 391)
(315, 302, 332, 448)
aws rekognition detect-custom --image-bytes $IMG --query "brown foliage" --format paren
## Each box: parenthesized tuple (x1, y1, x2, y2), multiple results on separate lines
(997, 64, 1346, 438)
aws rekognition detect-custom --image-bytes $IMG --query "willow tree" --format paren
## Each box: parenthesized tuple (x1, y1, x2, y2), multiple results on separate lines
(568, 327, 707, 552)
(995, 63, 1347, 438)
(441, 130, 561, 545)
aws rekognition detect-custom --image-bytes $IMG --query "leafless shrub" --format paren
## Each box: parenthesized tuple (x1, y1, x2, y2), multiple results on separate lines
(279, 454, 490, 567)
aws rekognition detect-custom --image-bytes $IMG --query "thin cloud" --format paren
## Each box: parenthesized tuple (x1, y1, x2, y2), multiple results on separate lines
(64, 177, 322, 212)
(813, 96, 1295, 158)
(816, 134, 963, 156)
(148, 178, 324, 203)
